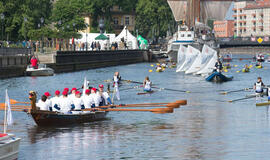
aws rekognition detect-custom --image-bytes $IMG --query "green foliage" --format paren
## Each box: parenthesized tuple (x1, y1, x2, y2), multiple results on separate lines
(135, 0, 174, 40)
(0, 0, 52, 41)
(0, 0, 174, 42)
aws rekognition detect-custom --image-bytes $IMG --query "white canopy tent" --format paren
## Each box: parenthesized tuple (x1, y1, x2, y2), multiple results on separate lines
(72, 32, 116, 50)
(114, 26, 138, 49)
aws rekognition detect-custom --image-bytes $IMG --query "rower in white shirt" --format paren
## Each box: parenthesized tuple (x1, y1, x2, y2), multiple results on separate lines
(98, 84, 112, 106)
(59, 90, 74, 114)
(82, 89, 92, 109)
(44, 92, 52, 111)
(36, 95, 49, 111)
(72, 91, 85, 110)
(69, 88, 77, 101)
(51, 90, 61, 112)
(89, 88, 101, 107)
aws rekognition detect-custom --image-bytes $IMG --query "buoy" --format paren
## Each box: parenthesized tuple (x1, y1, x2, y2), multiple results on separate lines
(149, 70, 153, 72)
(150, 64, 154, 67)
(234, 65, 238, 67)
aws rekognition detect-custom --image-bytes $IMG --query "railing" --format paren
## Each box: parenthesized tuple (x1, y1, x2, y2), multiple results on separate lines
(0, 48, 32, 56)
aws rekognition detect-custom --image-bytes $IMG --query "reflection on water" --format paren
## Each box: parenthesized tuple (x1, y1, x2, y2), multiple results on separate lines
(1, 55, 270, 159)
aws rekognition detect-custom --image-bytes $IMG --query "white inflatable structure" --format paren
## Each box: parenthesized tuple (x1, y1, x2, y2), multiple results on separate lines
(176, 45, 187, 72)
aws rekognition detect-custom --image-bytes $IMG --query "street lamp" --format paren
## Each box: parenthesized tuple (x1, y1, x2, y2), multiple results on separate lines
(23, 17, 27, 41)
(40, 17, 44, 53)
(85, 23, 89, 51)
(73, 23, 76, 51)
(0, 13, 4, 43)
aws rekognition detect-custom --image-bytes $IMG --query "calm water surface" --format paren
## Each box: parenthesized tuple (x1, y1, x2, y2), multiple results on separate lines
(1, 54, 270, 160)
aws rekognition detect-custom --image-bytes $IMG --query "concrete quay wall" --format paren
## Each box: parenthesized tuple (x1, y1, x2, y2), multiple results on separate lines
(49, 50, 150, 73)
(0, 55, 29, 78)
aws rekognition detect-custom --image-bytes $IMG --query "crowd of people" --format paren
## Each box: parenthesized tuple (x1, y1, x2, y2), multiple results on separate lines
(36, 84, 112, 114)
(35, 72, 125, 114)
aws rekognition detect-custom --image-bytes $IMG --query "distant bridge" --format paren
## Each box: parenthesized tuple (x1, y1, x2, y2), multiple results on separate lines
(217, 37, 270, 48)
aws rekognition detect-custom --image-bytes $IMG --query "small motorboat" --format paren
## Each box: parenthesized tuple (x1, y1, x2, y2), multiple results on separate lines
(0, 133, 21, 160)
(206, 72, 233, 83)
(25, 64, 54, 76)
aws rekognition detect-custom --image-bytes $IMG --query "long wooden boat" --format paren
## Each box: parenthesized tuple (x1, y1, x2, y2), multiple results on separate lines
(29, 91, 108, 126)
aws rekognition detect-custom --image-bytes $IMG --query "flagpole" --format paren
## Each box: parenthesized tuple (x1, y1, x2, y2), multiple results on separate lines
(3, 89, 7, 133)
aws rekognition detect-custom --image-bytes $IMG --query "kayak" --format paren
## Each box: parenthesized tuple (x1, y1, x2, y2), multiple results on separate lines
(206, 72, 233, 83)
(137, 90, 155, 95)
(242, 68, 250, 73)
(256, 65, 263, 69)
(156, 68, 164, 72)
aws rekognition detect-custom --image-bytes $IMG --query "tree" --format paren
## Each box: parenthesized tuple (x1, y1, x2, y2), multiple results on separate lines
(0, 0, 52, 41)
(51, 0, 85, 39)
(135, 0, 174, 41)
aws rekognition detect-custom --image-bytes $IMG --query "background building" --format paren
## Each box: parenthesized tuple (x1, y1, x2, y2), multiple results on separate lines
(233, 0, 270, 37)
(214, 20, 234, 37)
(83, 6, 135, 35)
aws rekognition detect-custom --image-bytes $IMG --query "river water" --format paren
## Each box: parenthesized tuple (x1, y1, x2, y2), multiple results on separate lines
(1, 54, 270, 160)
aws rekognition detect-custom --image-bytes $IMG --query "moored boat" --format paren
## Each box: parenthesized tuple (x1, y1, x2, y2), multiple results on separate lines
(29, 91, 107, 126)
(0, 133, 21, 160)
(205, 72, 233, 83)
(25, 64, 54, 76)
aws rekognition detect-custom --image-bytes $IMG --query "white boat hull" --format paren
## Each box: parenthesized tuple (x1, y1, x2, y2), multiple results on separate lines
(26, 64, 54, 76)
(0, 134, 21, 160)
(26, 68, 54, 76)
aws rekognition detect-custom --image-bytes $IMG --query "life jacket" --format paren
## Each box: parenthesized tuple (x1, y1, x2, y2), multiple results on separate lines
(255, 82, 263, 93)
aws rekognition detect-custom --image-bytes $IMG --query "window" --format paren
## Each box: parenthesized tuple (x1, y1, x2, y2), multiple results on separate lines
(181, 34, 185, 37)
(253, 22, 256, 25)
(240, 23, 242, 26)
(253, 15, 256, 18)
(187, 34, 192, 37)
(244, 29, 246, 32)
(244, 16, 246, 19)
(261, 28, 263, 32)
(125, 16, 129, 25)
(253, 28, 256, 32)
(240, 16, 242, 19)
(113, 17, 118, 25)
(240, 10, 242, 13)
(234, 17, 237, 20)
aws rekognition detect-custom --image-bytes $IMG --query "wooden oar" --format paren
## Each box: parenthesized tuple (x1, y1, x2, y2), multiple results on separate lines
(256, 101, 270, 107)
(107, 103, 181, 108)
(119, 100, 187, 106)
(220, 87, 253, 95)
(228, 95, 256, 103)
(10, 99, 30, 104)
(0, 105, 31, 109)
(83, 107, 174, 114)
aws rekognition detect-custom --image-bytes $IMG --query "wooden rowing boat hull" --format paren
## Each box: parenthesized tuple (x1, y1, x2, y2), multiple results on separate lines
(30, 110, 108, 126)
